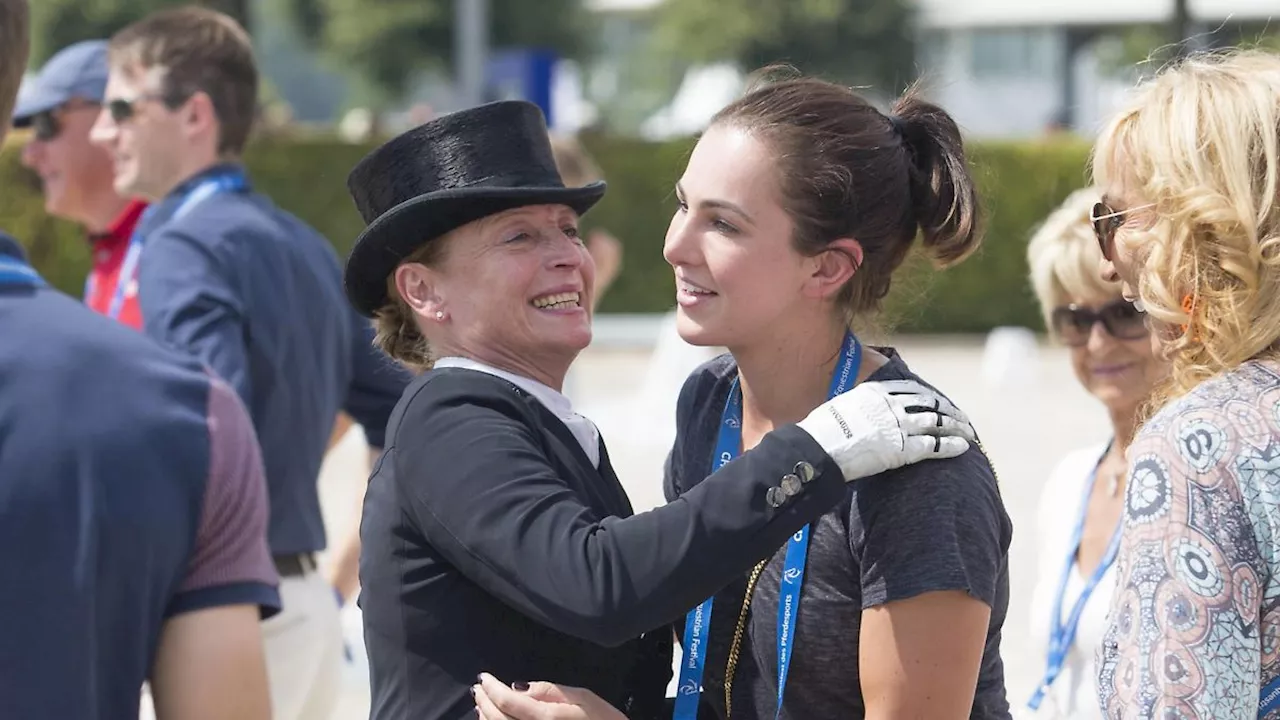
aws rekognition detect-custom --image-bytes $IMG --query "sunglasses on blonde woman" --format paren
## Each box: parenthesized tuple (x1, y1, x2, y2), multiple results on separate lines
(1090, 201, 1156, 261)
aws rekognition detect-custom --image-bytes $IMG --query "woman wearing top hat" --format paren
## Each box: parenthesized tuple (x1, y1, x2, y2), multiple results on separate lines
(344, 100, 976, 720)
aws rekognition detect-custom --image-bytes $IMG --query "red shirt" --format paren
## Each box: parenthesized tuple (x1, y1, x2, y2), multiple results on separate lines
(84, 199, 148, 329)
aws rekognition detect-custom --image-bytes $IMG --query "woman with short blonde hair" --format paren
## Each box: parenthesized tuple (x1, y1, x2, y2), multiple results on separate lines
(1091, 49, 1280, 717)
(1023, 187, 1163, 718)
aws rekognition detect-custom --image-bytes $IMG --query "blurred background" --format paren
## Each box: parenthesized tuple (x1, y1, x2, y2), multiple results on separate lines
(14, 0, 1278, 717)
(14, 0, 1280, 329)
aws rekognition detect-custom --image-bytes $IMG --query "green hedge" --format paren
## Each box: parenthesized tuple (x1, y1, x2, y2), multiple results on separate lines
(2, 134, 381, 296)
(3, 133, 1092, 333)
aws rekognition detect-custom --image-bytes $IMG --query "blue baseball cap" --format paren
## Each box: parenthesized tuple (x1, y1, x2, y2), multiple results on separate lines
(0, 232, 27, 262)
(12, 40, 109, 127)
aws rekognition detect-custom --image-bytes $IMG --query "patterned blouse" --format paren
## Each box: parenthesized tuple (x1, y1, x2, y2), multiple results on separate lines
(1096, 360, 1280, 718)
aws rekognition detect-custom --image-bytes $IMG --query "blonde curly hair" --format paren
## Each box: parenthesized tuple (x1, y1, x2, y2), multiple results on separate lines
(1092, 49, 1280, 409)
(1026, 187, 1118, 332)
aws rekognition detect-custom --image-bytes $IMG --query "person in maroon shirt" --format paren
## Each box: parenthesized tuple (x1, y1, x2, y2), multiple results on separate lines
(12, 39, 148, 328)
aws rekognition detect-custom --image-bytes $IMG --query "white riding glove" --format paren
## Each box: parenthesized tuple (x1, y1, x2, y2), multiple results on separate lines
(796, 379, 976, 482)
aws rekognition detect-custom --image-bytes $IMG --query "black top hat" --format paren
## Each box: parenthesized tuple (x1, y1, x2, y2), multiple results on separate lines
(343, 100, 606, 317)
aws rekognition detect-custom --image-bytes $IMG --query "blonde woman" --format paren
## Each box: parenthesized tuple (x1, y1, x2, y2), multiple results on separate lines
(1091, 50, 1280, 718)
(1024, 188, 1164, 718)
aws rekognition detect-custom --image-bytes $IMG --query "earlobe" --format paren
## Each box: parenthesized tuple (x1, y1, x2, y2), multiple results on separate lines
(394, 264, 445, 319)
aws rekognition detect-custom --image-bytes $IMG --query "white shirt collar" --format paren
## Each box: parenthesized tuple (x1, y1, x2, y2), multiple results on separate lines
(433, 356, 600, 467)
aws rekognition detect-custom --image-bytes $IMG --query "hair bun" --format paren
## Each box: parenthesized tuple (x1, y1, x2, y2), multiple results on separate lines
(890, 86, 983, 268)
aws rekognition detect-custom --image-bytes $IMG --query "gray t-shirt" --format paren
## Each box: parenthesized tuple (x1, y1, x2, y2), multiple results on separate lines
(664, 350, 1013, 719)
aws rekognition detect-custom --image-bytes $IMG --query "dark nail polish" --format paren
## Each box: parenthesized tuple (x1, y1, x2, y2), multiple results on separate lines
(476, 674, 484, 684)
(512, 681, 530, 692)
(469, 685, 477, 698)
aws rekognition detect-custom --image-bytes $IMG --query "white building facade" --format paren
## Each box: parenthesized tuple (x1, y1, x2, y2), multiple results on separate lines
(915, 0, 1279, 138)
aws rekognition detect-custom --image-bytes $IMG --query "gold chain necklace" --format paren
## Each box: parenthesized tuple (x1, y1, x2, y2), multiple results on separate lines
(723, 557, 767, 718)
(720, 439, 1000, 719)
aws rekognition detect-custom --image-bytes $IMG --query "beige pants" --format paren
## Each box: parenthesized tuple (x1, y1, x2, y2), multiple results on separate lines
(262, 571, 345, 720)
(139, 570, 344, 720)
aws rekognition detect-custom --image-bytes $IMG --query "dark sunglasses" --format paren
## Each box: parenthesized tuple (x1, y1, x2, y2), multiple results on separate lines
(104, 93, 171, 124)
(29, 100, 100, 141)
(1050, 299, 1149, 346)
(1091, 201, 1155, 261)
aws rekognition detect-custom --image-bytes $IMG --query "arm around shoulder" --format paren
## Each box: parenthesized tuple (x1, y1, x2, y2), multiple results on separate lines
(395, 373, 847, 646)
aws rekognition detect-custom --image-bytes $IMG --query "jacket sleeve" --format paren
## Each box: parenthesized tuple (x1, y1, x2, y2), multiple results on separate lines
(343, 313, 412, 448)
(620, 629, 674, 720)
(395, 374, 845, 647)
(138, 228, 252, 405)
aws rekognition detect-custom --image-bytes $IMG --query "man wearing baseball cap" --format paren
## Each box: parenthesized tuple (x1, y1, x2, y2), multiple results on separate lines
(13, 39, 148, 328)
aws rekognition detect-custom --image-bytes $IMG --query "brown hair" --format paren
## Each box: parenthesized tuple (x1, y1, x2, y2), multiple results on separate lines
(109, 5, 258, 155)
(372, 241, 448, 373)
(0, 0, 29, 147)
(549, 133, 604, 187)
(709, 68, 983, 320)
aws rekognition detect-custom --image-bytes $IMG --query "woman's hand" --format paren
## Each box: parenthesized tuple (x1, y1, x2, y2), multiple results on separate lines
(473, 673, 627, 720)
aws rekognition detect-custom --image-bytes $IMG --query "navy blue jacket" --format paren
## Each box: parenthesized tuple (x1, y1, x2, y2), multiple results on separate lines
(135, 164, 411, 554)
(0, 237, 279, 718)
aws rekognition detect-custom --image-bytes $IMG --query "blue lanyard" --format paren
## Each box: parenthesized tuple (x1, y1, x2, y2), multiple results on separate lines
(674, 332, 862, 720)
(1260, 676, 1280, 717)
(1027, 444, 1123, 711)
(90, 170, 247, 319)
(0, 255, 44, 288)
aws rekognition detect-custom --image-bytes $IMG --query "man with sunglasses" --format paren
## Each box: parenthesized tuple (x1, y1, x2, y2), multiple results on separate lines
(12, 39, 149, 328)
(87, 7, 411, 719)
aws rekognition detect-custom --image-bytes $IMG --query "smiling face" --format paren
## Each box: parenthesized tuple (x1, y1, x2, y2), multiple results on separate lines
(1028, 186, 1167, 423)
(1057, 293, 1162, 415)
(89, 64, 193, 201)
(395, 203, 595, 385)
(21, 101, 119, 223)
(662, 125, 829, 350)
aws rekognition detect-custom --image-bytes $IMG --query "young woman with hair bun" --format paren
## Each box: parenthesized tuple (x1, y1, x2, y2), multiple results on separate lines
(475, 69, 1014, 720)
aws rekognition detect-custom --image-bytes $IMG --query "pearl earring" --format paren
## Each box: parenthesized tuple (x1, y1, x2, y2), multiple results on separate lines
(435, 311, 445, 320)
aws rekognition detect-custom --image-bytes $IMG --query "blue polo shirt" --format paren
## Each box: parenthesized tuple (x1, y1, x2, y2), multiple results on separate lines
(134, 164, 411, 555)
(0, 237, 280, 719)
